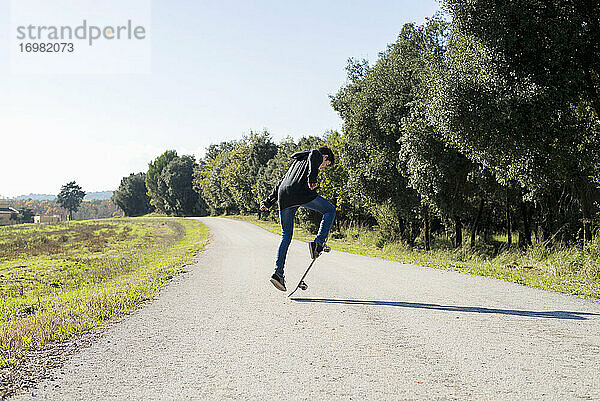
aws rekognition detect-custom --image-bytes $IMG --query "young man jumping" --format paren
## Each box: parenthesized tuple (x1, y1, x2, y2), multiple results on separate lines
(259, 146, 336, 291)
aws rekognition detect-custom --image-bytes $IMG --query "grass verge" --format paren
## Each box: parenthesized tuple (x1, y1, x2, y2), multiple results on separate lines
(228, 215, 600, 301)
(0, 217, 209, 368)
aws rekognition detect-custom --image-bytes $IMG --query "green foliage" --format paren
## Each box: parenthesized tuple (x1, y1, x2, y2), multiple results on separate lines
(159, 155, 206, 216)
(444, 0, 600, 119)
(56, 181, 86, 221)
(255, 136, 298, 218)
(146, 150, 178, 213)
(331, 23, 437, 243)
(146, 152, 205, 217)
(429, 1, 600, 243)
(222, 131, 277, 213)
(195, 146, 238, 215)
(112, 172, 153, 217)
(317, 131, 358, 224)
(326, 9, 599, 246)
(251, 133, 356, 233)
(195, 131, 277, 215)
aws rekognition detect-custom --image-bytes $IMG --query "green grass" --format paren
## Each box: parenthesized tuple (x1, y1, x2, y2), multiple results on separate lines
(228, 215, 600, 301)
(0, 218, 209, 368)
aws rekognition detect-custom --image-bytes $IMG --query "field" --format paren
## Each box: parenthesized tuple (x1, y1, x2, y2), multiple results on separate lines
(230, 215, 600, 301)
(0, 218, 209, 369)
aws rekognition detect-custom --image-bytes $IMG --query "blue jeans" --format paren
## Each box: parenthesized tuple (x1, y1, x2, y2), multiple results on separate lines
(274, 195, 336, 276)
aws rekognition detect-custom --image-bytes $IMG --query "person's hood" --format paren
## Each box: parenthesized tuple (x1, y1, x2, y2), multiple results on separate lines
(290, 150, 311, 160)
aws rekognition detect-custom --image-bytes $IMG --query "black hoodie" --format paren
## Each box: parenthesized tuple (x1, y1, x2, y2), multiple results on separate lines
(263, 149, 323, 210)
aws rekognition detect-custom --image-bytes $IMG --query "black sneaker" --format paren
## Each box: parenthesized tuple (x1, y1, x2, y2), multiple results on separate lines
(308, 241, 324, 259)
(270, 273, 286, 291)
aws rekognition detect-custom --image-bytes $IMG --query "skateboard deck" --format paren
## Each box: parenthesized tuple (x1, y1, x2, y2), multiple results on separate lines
(288, 258, 316, 297)
(287, 244, 330, 297)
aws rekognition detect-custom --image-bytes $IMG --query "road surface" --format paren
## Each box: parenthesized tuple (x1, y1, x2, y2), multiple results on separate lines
(14, 217, 600, 400)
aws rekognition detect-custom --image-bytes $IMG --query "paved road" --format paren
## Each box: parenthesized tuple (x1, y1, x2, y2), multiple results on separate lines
(14, 217, 600, 400)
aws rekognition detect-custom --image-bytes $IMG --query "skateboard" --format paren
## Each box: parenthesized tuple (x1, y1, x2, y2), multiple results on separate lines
(287, 244, 330, 297)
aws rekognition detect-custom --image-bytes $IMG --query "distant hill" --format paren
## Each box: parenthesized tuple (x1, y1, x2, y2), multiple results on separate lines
(11, 191, 114, 201)
(13, 194, 56, 201)
(84, 191, 113, 201)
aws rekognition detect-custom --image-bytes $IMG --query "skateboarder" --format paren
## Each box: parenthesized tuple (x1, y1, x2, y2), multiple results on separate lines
(259, 146, 336, 291)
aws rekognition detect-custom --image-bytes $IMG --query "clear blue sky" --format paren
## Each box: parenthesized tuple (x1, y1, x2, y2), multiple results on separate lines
(0, 0, 441, 197)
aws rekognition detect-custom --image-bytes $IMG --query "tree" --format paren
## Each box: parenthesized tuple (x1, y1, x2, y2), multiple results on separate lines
(194, 144, 238, 215)
(255, 137, 298, 210)
(431, 0, 600, 244)
(445, 0, 600, 118)
(332, 24, 437, 244)
(389, 19, 485, 248)
(146, 150, 178, 214)
(112, 172, 153, 217)
(221, 131, 277, 213)
(17, 208, 34, 223)
(315, 131, 359, 228)
(160, 155, 206, 216)
(253, 134, 354, 232)
(195, 133, 277, 215)
(204, 141, 236, 162)
(56, 181, 86, 221)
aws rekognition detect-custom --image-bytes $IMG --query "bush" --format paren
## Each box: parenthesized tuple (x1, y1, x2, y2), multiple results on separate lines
(296, 208, 321, 234)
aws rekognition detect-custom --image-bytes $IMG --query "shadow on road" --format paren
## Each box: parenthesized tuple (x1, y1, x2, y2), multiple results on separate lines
(291, 298, 600, 320)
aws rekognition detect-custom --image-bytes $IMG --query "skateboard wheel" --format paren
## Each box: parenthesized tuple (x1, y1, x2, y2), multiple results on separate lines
(299, 281, 308, 290)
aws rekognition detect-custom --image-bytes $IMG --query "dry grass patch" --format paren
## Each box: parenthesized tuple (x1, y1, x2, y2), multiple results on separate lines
(0, 218, 209, 368)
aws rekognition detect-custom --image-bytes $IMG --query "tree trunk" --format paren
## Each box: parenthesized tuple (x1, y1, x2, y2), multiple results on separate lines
(518, 198, 532, 248)
(423, 205, 430, 251)
(583, 218, 591, 245)
(541, 203, 553, 243)
(407, 221, 415, 247)
(578, 181, 593, 245)
(453, 216, 462, 248)
(470, 197, 484, 246)
(506, 193, 512, 247)
(583, 69, 600, 120)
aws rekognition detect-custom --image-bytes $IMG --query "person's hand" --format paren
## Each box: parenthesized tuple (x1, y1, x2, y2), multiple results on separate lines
(259, 201, 267, 211)
(309, 182, 318, 190)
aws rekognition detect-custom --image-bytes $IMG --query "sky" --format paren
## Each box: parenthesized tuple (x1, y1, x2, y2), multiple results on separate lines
(0, 0, 441, 197)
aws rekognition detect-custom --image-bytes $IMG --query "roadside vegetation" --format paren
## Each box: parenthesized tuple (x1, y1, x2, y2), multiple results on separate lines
(0, 218, 209, 368)
(230, 215, 600, 301)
